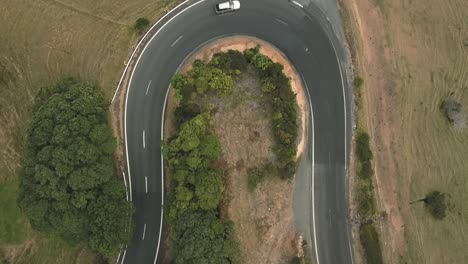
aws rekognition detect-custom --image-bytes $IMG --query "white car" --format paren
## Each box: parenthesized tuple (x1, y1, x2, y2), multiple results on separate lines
(215, 0, 240, 14)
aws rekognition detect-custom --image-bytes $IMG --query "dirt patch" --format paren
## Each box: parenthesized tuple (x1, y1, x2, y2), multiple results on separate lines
(164, 36, 308, 263)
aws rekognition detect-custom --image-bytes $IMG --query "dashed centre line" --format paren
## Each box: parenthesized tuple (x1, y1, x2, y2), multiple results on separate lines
(145, 80, 152, 95)
(145, 176, 148, 194)
(171, 35, 183, 47)
(142, 130, 146, 149)
(142, 224, 147, 240)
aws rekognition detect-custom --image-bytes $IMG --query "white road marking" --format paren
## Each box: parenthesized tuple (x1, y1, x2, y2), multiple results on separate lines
(123, 172, 129, 201)
(112, 0, 191, 103)
(145, 176, 148, 193)
(142, 224, 147, 240)
(120, 249, 127, 264)
(302, 78, 319, 264)
(146, 80, 152, 95)
(292, 0, 303, 8)
(171, 35, 184, 47)
(116, 246, 123, 264)
(142, 130, 146, 149)
(275, 18, 288, 26)
(326, 25, 354, 264)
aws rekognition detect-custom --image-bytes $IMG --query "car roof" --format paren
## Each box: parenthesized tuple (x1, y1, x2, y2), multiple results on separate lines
(218, 2, 230, 9)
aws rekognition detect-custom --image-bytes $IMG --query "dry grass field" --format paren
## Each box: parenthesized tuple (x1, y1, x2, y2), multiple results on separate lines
(0, 0, 177, 262)
(344, 0, 468, 263)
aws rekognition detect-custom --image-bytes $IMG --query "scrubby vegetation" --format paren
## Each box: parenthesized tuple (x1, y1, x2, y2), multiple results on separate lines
(441, 99, 465, 128)
(134, 18, 150, 35)
(423, 190, 447, 219)
(172, 47, 298, 180)
(17, 79, 133, 256)
(359, 223, 383, 264)
(244, 46, 298, 178)
(165, 47, 299, 262)
(163, 110, 238, 263)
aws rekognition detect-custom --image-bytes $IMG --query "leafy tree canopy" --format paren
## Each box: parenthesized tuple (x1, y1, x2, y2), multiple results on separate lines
(18, 78, 132, 256)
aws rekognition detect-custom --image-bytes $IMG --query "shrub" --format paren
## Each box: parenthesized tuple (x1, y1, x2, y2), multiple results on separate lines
(423, 191, 447, 219)
(251, 53, 273, 70)
(359, 223, 383, 264)
(441, 99, 465, 128)
(211, 50, 248, 72)
(134, 18, 150, 35)
(355, 130, 373, 162)
(353, 77, 364, 88)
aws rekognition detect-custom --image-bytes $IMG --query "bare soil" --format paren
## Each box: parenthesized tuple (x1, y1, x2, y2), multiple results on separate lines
(165, 36, 308, 263)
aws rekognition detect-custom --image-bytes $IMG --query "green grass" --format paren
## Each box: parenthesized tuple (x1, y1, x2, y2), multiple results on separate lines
(0, 178, 29, 244)
(0, 0, 181, 262)
(359, 224, 383, 264)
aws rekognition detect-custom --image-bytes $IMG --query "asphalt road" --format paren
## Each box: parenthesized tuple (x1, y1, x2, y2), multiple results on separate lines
(121, 0, 352, 263)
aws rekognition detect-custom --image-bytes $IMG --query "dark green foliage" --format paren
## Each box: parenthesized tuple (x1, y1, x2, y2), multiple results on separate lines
(245, 47, 299, 177)
(134, 18, 150, 35)
(210, 50, 248, 73)
(357, 180, 377, 218)
(18, 78, 132, 256)
(359, 223, 383, 264)
(164, 111, 238, 262)
(174, 103, 201, 126)
(423, 191, 447, 219)
(171, 60, 233, 102)
(172, 210, 238, 264)
(355, 130, 373, 162)
(360, 160, 373, 180)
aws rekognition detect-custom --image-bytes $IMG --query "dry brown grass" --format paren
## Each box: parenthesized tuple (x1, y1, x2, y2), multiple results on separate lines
(343, 0, 468, 263)
(0, 0, 177, 262)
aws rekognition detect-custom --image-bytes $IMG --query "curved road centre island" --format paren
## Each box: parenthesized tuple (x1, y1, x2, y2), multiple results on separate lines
(118, 0, 353, 263)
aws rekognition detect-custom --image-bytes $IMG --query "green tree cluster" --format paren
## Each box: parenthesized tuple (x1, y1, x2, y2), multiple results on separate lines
(18, 78, 132, 256)
(164, 111, 238, 263)
(245, 46, 298, 177)
(171, 60, 233, 101)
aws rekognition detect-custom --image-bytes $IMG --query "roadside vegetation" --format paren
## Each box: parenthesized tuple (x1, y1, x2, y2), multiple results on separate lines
(164, 46, 300, 262)
(0, 0, 180, 262)
(341, 0, 468, 262)
(18, 79, 133, 256)
(353, 77, 383, 264)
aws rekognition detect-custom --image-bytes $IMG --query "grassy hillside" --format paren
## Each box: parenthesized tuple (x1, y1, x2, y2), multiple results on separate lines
(0, 0, 178, 262)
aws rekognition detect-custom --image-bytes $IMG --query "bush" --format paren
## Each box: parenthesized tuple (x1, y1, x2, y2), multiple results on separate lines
(441, 99, 465, 128)
(17, 79, 132, 256)
(355, 130, 373, 162)
(359, 223, 383, 264)
(210, 50, 248, 73)
(353, 77, 364, 88)
(134, 18, 150, 35)
(423, 191, 447, 219)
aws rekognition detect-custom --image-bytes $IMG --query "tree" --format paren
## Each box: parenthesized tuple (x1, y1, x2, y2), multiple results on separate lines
(18, 78, 132, 256)
(172, 210, 238, 264)
(134, 18, 150, 35)
(423, 191, 447, 219)
(251, 53, 273, 70)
